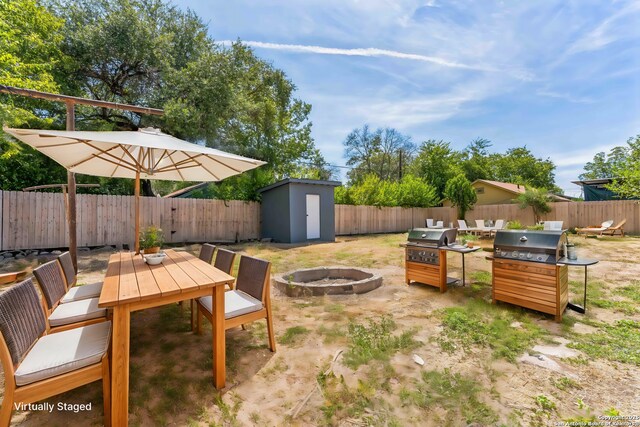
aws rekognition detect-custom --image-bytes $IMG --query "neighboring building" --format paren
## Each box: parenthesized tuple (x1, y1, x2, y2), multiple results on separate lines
(571, 178, 632, 201)
(258, 179, 341, 243)
(443, 179, 570, 206)
(442, 179, 525, 206)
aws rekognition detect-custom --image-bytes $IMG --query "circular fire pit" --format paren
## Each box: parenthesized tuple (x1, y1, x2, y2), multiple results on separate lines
(274, 267, 382, 297)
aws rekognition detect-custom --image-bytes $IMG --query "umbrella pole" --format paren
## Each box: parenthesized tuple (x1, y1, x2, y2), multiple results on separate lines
(134, 171, 140, 254)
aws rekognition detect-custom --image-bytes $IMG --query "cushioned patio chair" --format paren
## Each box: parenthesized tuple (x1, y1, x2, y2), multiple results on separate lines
(0, 278, 111, 426)
(457, 219, 479, 236)
(33, 260, 107, 333)
(199, 243, 216, 264)
(57, 251, 103, 303)
(601, 219, 626, 237)
(195, 255, 275, 352)
(576, 220, 614, 237)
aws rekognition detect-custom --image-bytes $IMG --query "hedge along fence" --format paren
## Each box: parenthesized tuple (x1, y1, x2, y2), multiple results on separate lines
(1, 190, 638, 250)
(0, 191, 260, 251)
(334, 200, 640, 235)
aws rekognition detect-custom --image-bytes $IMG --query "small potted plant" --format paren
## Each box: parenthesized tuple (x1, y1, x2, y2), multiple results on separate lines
(139, 225, 164, 254)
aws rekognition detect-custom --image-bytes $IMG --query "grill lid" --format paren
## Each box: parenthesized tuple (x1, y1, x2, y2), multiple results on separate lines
(493, 230, 566, 250)
(408, 228, 457, 246)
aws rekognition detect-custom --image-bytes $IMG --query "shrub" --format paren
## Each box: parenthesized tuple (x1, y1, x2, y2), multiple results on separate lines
(506, 220, 524, 229)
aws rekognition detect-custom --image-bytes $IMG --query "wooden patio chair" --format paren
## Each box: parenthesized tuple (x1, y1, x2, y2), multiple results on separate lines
(0, 278, 111, 426)
(195, 255, 276, 352)
(33, 261, 107, 333)
(601, 219, 626, 236)
(576, 220, 614, 237)
(57, 251, 103, 303)
(199, 243, 216, 264)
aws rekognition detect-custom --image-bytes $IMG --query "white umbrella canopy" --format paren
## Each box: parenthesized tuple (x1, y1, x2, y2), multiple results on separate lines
(3, 127, 265, 181)
(4, 127, 266, 252)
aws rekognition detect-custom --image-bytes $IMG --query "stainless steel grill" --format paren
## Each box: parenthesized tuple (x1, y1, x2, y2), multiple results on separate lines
(493, 230, 567, 264)
(407, 228, 457, 248)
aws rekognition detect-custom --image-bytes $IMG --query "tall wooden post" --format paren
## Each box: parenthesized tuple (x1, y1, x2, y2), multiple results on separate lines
(134, 171, 140, 254)
(66, 101, 78, 272)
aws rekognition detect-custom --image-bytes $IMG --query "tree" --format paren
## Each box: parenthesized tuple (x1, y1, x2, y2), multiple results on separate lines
(517, 188, 552, 224)
(607, 135, 640, 198)
(580, 146, 629, 180)
(410, 140, 463, 201)
(490, 147, 558, 191)
(461, 138, 492, 182)
(443, 174, 477, 220)
(343, 126, 415, 184)
(396, 175, 438, 208)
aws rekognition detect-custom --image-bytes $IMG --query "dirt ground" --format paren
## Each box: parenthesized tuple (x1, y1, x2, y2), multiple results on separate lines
(1, 233, 639, 426)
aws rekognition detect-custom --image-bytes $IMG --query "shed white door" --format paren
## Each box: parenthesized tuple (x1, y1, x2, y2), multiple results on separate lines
(306, 194, 320, 239)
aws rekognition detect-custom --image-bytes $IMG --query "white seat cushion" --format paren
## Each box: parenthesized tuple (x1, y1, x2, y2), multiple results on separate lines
(48, 298, 106, 327)
(199, 290, 263, 319)
(60, 282, 103, 303)
(14, 321, 111, 386)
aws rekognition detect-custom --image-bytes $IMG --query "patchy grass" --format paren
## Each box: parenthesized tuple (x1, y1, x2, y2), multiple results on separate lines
(317, 324, 348, 344)
(551, 376, 581, 391)
(569, 280, 638, 315)
(278, 326, 310, 345)
(434, 299, 547, 362)
(614, 283, 640, 302)
(568, 319, 640, 365)
(399, 369, 498, 425)
(317, 368, 400, 426)
(343, 315, 419, 368)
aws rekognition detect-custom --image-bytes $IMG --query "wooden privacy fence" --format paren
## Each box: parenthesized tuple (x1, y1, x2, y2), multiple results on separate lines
(2, 191, 639, 250)
(335, 200, 640, 235)
(0, 191, 259, 250)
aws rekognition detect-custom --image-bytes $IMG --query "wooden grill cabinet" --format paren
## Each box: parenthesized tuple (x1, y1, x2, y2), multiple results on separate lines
(491, 230, 568, 322)
(404, 228, 457, 293)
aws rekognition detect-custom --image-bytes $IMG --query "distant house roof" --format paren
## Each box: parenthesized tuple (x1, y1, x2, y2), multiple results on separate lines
(258, 178, 341, 194)
(472, 179, 526, 195)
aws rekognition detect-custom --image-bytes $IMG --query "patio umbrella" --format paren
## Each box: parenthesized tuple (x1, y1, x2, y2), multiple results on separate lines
(3, 127, 266, 253)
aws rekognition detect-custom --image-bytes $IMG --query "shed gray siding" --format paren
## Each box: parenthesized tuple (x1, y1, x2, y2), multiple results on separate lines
(289, 183, 336, 243)
(260, 184, 291, 242)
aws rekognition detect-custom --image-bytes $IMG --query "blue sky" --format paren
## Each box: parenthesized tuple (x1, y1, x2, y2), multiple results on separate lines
(175, 0, 640, 196)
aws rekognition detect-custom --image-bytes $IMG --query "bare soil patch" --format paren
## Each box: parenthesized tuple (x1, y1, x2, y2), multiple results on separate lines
(1, 234, 639, 426)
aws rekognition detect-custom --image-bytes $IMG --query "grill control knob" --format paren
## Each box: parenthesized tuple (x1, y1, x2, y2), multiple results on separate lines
(512, 251, 518, 257)
(527, 253, 532, 259)
(537, 255, 544, 261)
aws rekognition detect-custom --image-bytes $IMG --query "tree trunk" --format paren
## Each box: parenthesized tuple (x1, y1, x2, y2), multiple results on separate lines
(141, 179, 155, 197)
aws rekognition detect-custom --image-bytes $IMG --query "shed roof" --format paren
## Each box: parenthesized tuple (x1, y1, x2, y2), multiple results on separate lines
(258, 178, 342, 193)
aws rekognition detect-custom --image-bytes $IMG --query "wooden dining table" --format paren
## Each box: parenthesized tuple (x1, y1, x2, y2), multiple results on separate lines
(98, 249, 234, 426)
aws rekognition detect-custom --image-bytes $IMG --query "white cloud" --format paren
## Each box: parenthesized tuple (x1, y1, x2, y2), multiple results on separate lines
(221, 40, 495, 72)
(536, 90, 593, 104)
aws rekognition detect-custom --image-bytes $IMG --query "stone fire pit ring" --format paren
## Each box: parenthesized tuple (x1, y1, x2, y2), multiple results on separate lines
(274, 267, 382, 297)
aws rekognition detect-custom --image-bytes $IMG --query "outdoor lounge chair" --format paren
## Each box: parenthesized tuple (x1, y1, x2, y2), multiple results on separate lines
(0, 278, 111, 426)
(33, 260, 107, 333)
(195, 255, 276, 352)
(57, 251, 103, 303)
(199, 243, 216, 264)
(543, 221, 564, 231)
(490, 219, 505, 236)
(576, 220, 614, 237)
(457, 219, 479, 236)
(601, 219, 626, 236)
(474, 219, 492, 237)
(425, 219, 443, 229)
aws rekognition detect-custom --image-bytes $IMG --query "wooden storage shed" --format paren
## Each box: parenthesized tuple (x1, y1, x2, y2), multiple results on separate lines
(258, 179, 341, 243)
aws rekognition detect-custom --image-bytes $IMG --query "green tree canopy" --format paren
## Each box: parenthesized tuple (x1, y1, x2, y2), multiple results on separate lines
(580, 145, 629, 180)
(410, 140, 463, 201)
(517, 188, 552, 224)
(607, 135, 640, 199)
(443, 174, 477, 220)
(489, 147, 557, 191)
(335, 174, 437, 208)
(343, 125, 415, 184)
